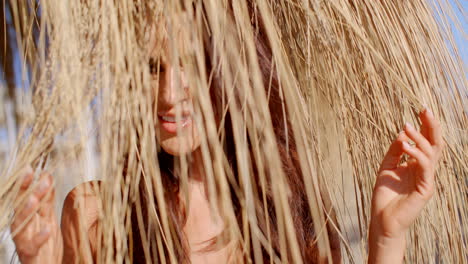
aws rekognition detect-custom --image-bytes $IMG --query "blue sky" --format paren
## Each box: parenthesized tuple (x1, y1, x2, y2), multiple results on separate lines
(449, 1, 467, 65)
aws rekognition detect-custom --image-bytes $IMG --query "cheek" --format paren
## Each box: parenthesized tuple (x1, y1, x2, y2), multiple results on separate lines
(154, 79, 166, 105)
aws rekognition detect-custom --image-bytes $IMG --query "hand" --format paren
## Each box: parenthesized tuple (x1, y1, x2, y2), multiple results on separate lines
(368, 108, 444, 263)
(11, 166, 63, 264)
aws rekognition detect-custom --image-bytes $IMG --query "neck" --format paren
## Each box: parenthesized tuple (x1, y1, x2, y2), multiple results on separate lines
(171, 148, 205, 183)
(189, 148, 204, 182)
(172, 148, 204, 182)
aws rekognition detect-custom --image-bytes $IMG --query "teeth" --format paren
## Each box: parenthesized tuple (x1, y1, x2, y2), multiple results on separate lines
(161, 116, 175, 122)
(161, 116, 188, 122)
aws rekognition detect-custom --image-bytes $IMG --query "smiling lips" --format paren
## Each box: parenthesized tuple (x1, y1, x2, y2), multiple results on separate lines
(158, 112, 192, 133)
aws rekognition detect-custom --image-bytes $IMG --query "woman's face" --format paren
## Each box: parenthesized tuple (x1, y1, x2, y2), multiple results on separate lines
(150, 40, 201, 156)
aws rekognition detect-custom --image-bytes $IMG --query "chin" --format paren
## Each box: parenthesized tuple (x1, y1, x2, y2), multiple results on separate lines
(160, 137, 199, 156)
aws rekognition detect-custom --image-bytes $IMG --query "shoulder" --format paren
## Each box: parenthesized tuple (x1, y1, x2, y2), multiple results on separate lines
(63, 180, 102, 203)
(61, 180, 102, 261)
(62, 180, 102, 225)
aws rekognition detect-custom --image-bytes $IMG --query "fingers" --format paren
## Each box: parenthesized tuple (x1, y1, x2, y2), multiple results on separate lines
(419, 108, 444, 153)
(33, 225, 51, 245)
(403, 122, 433, 157)
(14, 167, 35, 226)
(379, 132, 406, 171)
(403, 108, 444, 162)
(12, 170, 55, 233)
(11, 167, 58, 262)
(38, 185, 56, 218)
(34, 172, 53, 201)
(400, 108, 445, 183)
(19, 166, 34, 189)
(401, 141, 431, 170)
(13, 195, 40, 228)
(17, 173, 53, 215)
(15, 225, 52, 258)
(380, 107, 444, 172)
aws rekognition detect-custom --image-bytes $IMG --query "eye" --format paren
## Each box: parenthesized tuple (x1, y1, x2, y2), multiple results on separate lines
(149, 58, 165, 74)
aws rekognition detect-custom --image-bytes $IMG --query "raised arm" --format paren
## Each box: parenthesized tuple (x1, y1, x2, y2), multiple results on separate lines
(369, 108, 444, 263)
(11, 167, 63, 264)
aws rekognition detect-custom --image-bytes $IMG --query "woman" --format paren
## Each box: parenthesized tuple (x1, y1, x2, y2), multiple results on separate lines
(10, 3, 444, 264)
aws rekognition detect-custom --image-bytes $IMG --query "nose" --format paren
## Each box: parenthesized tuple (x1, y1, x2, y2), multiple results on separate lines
(158, 65, 189, 106)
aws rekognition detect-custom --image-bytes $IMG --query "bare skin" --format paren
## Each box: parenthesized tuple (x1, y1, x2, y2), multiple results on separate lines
(11, 168, 63, 264)
(10, 21, 445, 263)
(368, 109, 444, 263)
(13, 159, 235, 264)
(10, 108, 445, 264)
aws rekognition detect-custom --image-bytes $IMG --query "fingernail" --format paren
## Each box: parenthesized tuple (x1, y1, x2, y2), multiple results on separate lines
(402, 141, 410, 149)
(23, 166, 33, 175)
(25, 197, 34, 210)
(405, 122, 413, 130)
(20, 166, 33, 180)
(426, 108, 434, 118)
(40, 225, 50, 236)
(37, 178, 50, 194)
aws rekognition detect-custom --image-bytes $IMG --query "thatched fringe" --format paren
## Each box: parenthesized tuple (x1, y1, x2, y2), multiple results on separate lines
(1, 0, 466, 263)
